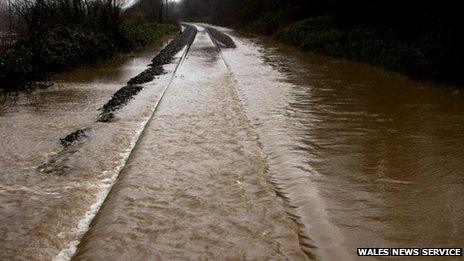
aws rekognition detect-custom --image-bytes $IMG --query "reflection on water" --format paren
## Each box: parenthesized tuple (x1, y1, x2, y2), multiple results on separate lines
(225, 31, 464, 258)
(73, 25, 307, 261)
(0, 42, 171, 260)
(1, 26, 463, 260)
(286, 51, 464, 250)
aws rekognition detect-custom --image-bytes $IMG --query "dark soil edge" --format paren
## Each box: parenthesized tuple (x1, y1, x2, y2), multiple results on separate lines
(151, 25, 198, 66)
(127, 25, 198, 86)
(97, 25, 198, 123)
(58, 25, 197, 147)
(206, 27, 236, 48)
(127, 66, 164, 86)
(97, 85, 144, 122)
(60, 128, 89, 147)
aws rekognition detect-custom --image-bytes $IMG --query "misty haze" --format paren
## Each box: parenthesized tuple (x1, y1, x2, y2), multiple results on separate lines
(1, 0, 463, 260)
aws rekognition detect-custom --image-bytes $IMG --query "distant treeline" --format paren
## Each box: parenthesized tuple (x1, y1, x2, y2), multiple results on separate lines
(180, 0, 464, 84)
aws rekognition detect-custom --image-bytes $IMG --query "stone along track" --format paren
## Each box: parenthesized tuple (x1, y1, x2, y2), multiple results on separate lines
(72, 25, 307, 260)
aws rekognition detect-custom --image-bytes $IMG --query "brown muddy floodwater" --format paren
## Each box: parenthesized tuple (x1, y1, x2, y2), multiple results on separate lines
(0, 41, 177, 260)
(221, 29, 464, 259)
(1, 24, 464, 260)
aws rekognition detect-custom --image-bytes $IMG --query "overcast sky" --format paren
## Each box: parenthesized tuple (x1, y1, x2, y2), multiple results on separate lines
(123, 0, 180, 9)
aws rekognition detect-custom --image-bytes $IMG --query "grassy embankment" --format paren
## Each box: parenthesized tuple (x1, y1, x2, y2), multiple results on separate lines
(271, 16, 464, 83)
(193, 0, 464, 84)
(0, 0, 178, 91)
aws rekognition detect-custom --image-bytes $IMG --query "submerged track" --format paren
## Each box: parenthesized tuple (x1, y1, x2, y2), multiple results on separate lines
(53, 28, 195, 261)
(71, 24, 307, 260)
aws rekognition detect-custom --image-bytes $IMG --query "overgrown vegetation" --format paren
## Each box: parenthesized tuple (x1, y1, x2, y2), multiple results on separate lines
(274, 15, 464, 82)
(180, 0, 464, 84)
(0, 0, 177, 91)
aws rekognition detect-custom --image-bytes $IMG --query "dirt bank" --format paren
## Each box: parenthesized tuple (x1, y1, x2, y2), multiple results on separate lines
(59, 25, 197, 145)
(60, 128, 89, 147)
(127, 25, 198, 86)
(206, 27, 236, 48)
(97, 25, 197, 123)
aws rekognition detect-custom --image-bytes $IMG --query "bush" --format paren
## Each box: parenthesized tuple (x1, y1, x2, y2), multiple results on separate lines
(120, 22, 178, 49)
(274, 15, 464, 84)
(38, 27, 115, 72)
(0, 0, 180, 91)
(0, 44, 34, 89)
(0, 23, 177, 91)
(249, 9, 292, 35)
(274, 16, 335, 46)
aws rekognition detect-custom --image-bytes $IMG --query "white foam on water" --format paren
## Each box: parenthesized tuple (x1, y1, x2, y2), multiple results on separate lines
(53, 126, 147, 261)
(53, 42, 191, 261)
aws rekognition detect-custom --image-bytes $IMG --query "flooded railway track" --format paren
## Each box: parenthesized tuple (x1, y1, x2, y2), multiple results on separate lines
(2, 23, 464, 261)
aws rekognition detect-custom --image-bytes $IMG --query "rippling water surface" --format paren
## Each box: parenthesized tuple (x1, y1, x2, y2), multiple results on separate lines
(223, 30, 464, 259)
(73, 25, 306, 260)
(1, 25, 463, 260)
(0, 42, 174, 260)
